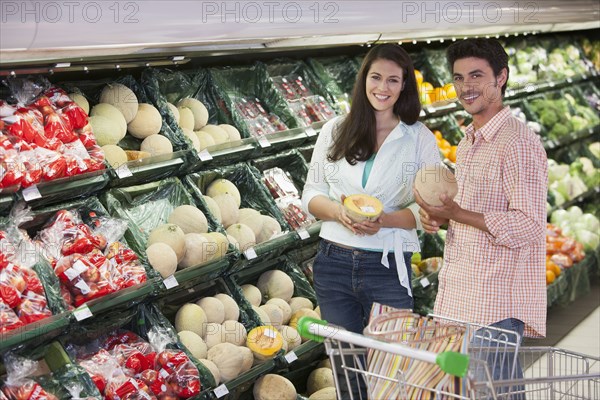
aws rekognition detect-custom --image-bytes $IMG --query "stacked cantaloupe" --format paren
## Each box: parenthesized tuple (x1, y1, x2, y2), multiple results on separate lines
(84, 83, 170, 168)
(202, 178, 283, 250)
(169, 97, 241, 151)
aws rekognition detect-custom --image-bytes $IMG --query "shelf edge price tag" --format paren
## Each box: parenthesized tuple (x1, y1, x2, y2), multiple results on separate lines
(244, 247, 257, 260)
(116, 164, 133, 179)
(22, 185, 42, 202)
(213, 384, 229, 398)
(420, 277, 430, 288)
(257, 136, 271, 148)
(297, 227, 310, 240)
(284, 351, 298, 363)
(163, 275, 179, 289)
(199, 149, 213, 161)
(305, 127, 317, 137)
(73, 304, 93, 321)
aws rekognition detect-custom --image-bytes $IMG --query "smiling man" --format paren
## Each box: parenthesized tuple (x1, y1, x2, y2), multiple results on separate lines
(414, 38, 548, 398)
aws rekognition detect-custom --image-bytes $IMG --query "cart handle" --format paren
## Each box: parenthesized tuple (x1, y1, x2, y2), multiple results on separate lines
(297, 316, 470, 378)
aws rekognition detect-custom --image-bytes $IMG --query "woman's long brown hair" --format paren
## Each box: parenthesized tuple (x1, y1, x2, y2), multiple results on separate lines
(328, 44, 421, 165)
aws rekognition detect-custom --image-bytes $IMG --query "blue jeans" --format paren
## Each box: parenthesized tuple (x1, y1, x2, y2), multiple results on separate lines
(312, 240, 413, 400)
(471, 318, 525, 400)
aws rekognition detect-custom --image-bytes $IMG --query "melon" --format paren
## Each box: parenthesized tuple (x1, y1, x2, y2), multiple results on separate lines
(90, 103, 127, 139)
(207, 342, 243, 382)
(219, 124, 241, 142)
(89, 115, 121, 146)
(414, 164, 458, 206)
(207, 179, 241, 207)
(259, 304, 283, 329)
(175, 303, 207, 337)
(253, 374, 296, 400)
(196, 297, 225, 324)
(221, 320, 247, 346)
(252, 305, 271, 325)
(198, 359, 221, 386)
(288, 297, 314, 313)
(309, 387, 337, 400)
(177, 98, 209, 130)
(178, 330, 208, 360)
(237, 208, 264, 237)
(266, 298, 292, 324)
(182, 128, 201, 151)
(226, 234, 239, 251)
(68, 93, 89, 114)
(241, 284, 262, 307)
(99, 83, 138, 123)
(204, 322, 224, 348)
(238, 346, 253, 373)
(256, 215, 282, 243)
(212, 194, 239, 228)
(257, 270, 294, 302)
(307, 368, 335, 395)
(166, 102, 180, 124)
(169, 205, 208, 234)
(125, 150, 150, 161)
(179, 233, 210, 268)
(140, 134, 173, 156)
(246, 326, 283, 362)
(101, 145, 128, 169)
(343, 194, 383, 223)
(203, 196, 222, 223)
(203, 232, 229, 260)
(225, 223, 256, 252)
(214, 293, 240, 321)
(146, 242, 177, 278)
(199, 124, 229, 145)
(147, 224, 186, 262)
(279, 325, 302, 352)
(289, 308, 320, 331)
(318, 359, 332, 369)
(195, 130, 216, 150)
(178, 106, 195, 130)
(128, 103, 162, 139)
(314, 305, 321, 318)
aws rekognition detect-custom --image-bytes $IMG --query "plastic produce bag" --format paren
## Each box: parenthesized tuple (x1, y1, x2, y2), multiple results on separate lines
(63, 302, 212, 399)
(1, 353, 60, 400)
(306, 56, 359, 108)
(210, 63, 300, 138)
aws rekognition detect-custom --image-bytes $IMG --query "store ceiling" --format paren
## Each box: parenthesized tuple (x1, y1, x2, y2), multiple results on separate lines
(1, 0, 599, 70)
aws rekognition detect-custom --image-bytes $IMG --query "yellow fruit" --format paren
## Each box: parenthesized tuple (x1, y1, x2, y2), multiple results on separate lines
(444, 83, 457, 99)
(414, 69, 424, 86)
(546, 270, 556, 285)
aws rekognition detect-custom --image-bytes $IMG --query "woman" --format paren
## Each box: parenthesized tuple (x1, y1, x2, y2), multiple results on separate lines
(302, 43, 441, 335)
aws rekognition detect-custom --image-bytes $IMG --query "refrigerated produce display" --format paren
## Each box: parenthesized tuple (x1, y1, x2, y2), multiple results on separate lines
(1, 2, 599, 398)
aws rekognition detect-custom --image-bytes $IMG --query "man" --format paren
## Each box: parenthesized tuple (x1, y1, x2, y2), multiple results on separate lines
(415, 38, 548, 398)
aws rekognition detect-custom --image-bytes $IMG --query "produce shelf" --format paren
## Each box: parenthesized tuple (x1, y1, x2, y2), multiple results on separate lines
(544, 124, 600, 151)
(548, 185, 600, 216)
(0, 312, 71, 354)
(108, 150, 188, 188)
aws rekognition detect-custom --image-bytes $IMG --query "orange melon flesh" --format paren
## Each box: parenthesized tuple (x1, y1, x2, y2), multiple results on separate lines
(343, 194, 383, 223)
(246, 326, 283, 357)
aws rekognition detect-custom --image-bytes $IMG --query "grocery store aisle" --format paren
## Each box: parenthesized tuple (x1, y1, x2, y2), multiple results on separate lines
(554, 306, 600, 358)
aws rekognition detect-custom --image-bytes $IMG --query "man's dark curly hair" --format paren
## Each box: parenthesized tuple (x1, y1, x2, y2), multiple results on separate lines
(446, 38, 510, 95)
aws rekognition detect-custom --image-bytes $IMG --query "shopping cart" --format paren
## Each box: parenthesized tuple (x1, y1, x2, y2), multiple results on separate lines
(297, 312, 600, 400)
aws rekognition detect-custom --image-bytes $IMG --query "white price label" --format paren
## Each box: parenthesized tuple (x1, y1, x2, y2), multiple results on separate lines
(22, 185, 42, 201)
(305, 127, 317, 137)
(116, 164, 133, 179)
(159, 368, 170, 379)
(420, 277, 430, 288)
(284, 351, 298, 363)
(297, 228, 310, 240)
(244, 247, 257, 260)
(163, 275, 179, 289)
(360, 206, 376, 213)
(257, 136, 271, 148)
(264, 328, 277, 339)
(74, 279, 91, 295)
(199, 149, 213, 161)
(213, 384, 229, 398)
(65, 260, 87, 281)
(73, 304, 93, 321)
(425, 106, 436, 114)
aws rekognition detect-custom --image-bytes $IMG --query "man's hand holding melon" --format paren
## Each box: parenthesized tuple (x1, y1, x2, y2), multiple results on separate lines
(413, 165, 458, 234)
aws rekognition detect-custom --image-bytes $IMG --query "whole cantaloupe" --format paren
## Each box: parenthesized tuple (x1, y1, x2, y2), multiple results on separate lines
(182, 128, 201, 151)
(413, 164, 458, 206)
(90, 103, 127, 139)
(221, 320, 247, 346)
(219, 124, 241, 141)
(237, 208, 264, 237)
(178, 330, 208, 360)
(147, 224, 186, 262)
(207, 179, 241, 207)
(196, 296, 225, 324)
(99, 83, 138, 123)
(241, 284, 262, 307)
(212, 194, 239, 228)
(253, 374, 297, 400)
(257, 270, 294, 302)
(179, 233, 210, 269)
(199, 125, 229, 145)
(198, 359, 221, 385)
(175, 303, 207, 337)
(128, 103, 162, 139)
(140, 134, 173, 156)
(288, 297, 314, 313)
(309, 387, 337, 400)
(178, 106, 195, 130)
(207, 342, 243, 382)
(225, 223, 256, 252)
(203, 196, 222, 224)
(266, 298, 292, 324)
(168, 205, 208, 234)
(256, 215, 282, 243)
(195, 130, 216, 150)
(89, 115, 122, 146)
(214, 293, 240, 321)
(177, 98, 209, 130)
(203, 232, 229, 260)
(101, 144, 128, 168)
(68, 93, 89, 114)
(307, 368, 335, 395)
(146, 242, 177, 278)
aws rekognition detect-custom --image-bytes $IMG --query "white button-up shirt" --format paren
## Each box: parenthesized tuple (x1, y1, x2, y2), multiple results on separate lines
(302, 116, 441, 295)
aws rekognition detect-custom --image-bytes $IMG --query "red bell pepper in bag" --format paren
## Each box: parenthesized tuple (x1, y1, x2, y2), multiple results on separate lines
(16, 290, 52, 324)
(1, 382, 59, 400)
(77, 123, 97, 149)
(0, 299, 24, 333)
(60, 102, 88, 130)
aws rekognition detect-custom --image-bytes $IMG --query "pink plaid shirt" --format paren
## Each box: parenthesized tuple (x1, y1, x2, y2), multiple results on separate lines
(434, 107, 548, 338)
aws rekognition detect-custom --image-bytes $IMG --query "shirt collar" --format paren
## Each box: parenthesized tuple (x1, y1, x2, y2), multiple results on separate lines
(465, 106, 511, 142)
